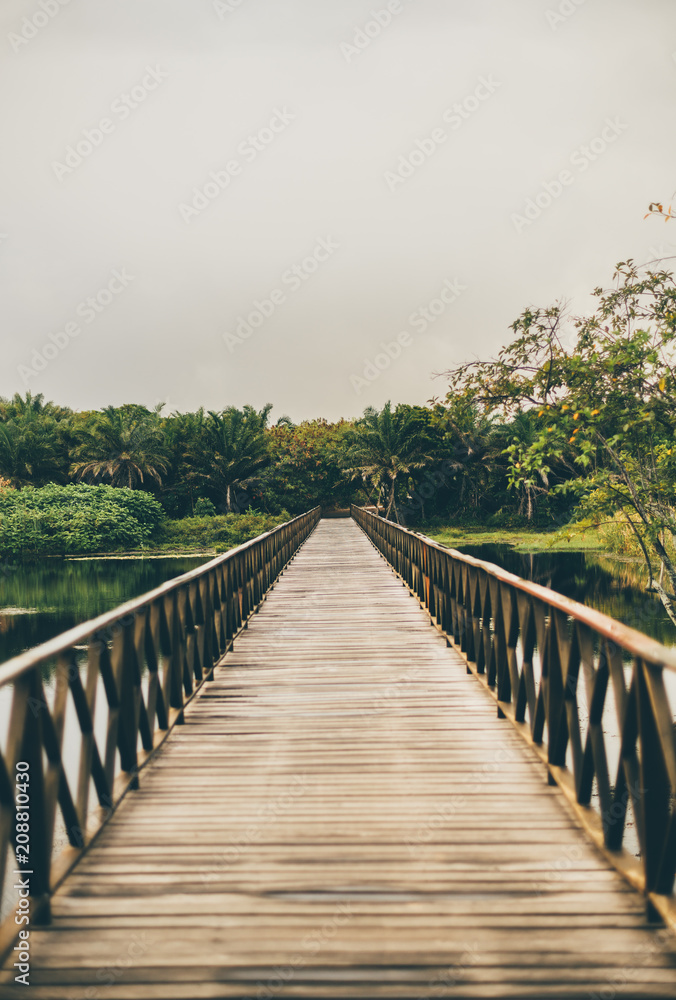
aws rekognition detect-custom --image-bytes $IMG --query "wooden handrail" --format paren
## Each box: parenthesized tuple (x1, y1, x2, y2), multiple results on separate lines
(0, 507, 321, 953)
(351, 505, 676, 930)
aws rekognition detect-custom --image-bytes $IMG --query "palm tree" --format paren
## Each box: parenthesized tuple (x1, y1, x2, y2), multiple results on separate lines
(0, 391, 71, 422)
(71, 405, 169, 488)
(344, 402, 429, 522)
(435, 401, 501, 513)
(0, 396, 70, 486)
(186, 404, 272, 512)
(159, 409, 207, 516)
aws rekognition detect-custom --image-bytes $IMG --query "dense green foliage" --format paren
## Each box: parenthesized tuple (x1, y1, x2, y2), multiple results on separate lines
(0, 387, 599, 554)
(0, 393, 70, 486)
(183, 405, 273, 512)
(158, 510, 292, 553)
(0, 484, 164, 558)
(343, 403, 431, 520)
(444, 261, 676, 621)
(262, 420, 355, 512)
(71, 404, 169, 488)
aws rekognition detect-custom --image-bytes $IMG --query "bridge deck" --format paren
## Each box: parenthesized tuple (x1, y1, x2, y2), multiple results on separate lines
(3, 519, 676, 997)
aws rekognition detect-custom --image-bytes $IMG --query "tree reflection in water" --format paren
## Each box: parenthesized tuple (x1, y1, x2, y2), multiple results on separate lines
(451, 544, 676, 648)
(0, 556, 208, 664)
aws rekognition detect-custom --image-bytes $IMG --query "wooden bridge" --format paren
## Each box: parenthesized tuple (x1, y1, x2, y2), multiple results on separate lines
(1, 509, 676, 997)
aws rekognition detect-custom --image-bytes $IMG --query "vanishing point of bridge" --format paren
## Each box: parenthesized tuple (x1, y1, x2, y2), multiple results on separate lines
(1, 509, 676, 997)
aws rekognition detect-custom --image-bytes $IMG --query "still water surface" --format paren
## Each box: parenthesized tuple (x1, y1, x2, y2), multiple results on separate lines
(453, 543, 676, 647)
(0, 556, 209, 664)
(2, 546, 673, 664)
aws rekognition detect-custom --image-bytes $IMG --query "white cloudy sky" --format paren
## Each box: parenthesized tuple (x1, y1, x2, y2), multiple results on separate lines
(0, 0, 674, 422)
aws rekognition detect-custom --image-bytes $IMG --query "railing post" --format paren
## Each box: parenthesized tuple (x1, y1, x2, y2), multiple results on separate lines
(114, 618, 142, 780)
(636, 659, 673, 895)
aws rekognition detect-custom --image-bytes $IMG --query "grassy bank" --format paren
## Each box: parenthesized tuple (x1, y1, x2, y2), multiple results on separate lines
(76, 511, 294, 558)
(151, 510, 291, 554)
(422, 524, 606, 553)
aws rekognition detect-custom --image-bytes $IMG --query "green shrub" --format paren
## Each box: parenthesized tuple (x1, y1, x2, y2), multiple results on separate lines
(486, 510, 531, 529)
(159, 510, 292, 552)
(0, 484, 164, 559)
(194, 497, 216, 517)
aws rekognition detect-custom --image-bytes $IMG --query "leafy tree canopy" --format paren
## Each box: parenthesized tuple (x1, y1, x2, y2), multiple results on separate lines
(443, 261, 676, 619)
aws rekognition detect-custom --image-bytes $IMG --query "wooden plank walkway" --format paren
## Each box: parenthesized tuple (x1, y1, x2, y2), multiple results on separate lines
(3, 518, 676, 998)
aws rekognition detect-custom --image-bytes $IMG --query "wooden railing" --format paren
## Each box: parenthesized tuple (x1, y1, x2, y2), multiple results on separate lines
(0, 507, 320, 946)
(351, 505, 676, 928)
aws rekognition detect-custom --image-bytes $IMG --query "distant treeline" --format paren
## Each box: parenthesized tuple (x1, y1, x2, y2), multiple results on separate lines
(0, 394, 575, 531)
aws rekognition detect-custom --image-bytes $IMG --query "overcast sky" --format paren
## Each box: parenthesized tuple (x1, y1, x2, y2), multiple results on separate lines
(1, 0, 674, 423)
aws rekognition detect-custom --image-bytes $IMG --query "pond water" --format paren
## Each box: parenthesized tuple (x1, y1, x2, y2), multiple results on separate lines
(1, 546, 672, 663)
(0, 556, 210, 665)
(452, 543, 676, 647)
